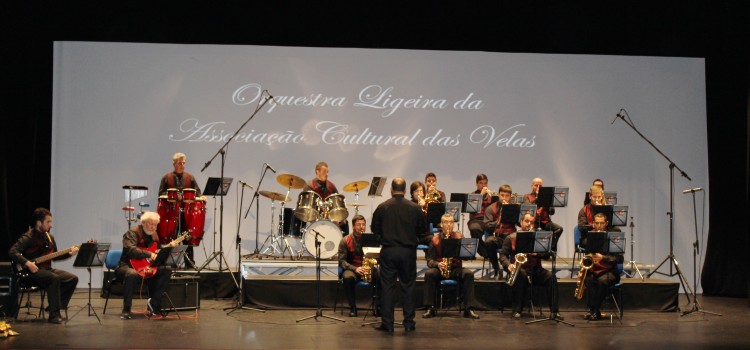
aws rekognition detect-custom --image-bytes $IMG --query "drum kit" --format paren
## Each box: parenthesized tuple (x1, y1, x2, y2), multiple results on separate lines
(257, 174, 369, 260)
(156, 187, 206, 246)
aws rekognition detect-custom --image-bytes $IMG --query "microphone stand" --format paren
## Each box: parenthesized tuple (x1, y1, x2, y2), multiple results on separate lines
(296, 229, 345, 323)
(245, 164, 271, 258)
(198, 92, 273, 272)
(624, 217, 645, 280)
(614, 110, 693, 297)
(226, 179, 265, 314)
(681, 190, 720, 317)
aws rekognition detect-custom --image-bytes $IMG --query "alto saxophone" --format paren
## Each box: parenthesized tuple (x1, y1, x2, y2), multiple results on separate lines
(361, 257, 378, 283)
(506, 253, 527, 286)
(574, 254, 595, 300)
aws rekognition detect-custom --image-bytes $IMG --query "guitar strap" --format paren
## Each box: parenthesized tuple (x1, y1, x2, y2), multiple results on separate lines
(44, 231, 55, 255)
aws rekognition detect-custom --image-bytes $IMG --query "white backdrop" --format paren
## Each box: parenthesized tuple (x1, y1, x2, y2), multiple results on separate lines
(51, 42, 708, 291)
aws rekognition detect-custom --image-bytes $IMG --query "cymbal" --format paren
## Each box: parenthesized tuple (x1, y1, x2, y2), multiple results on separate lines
(276, 174, 305, 189)
(343, 180, 369, 192)
(347, 203, 367, 207)
(259, 190, 290, 202)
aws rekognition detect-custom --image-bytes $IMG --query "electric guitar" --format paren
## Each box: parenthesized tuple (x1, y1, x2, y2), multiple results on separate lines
(130, 231, 190, 278)
(12, 245, 80, 280)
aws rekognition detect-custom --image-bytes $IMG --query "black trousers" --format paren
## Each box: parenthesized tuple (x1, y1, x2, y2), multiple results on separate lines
(116, 265, 172, 311)
(509, 266, 559, 314)
(342, 268, 380, 310)
(379, 246, 416, 331)
(585, 271, 619, 311)
(26, 268, 78, 313)
(423, 267, 474, 310)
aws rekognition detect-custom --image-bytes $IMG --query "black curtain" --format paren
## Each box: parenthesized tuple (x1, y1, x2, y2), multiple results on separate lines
(1, 2, 747, 297)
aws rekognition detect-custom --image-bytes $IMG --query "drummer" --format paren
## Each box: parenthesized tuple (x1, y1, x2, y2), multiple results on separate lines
(158, 152, 205, 269)
(303, 161, 348, 234)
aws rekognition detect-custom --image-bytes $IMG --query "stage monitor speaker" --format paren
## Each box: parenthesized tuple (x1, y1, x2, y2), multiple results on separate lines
(160, 276, 199, 311)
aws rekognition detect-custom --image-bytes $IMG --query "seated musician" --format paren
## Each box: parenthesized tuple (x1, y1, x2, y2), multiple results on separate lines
(422, 214, 479, 319)
(467, 174, 494, 272)
(8, 208, 79, 324)
(577, 185, 617, 247)
(581, 213, 624, 321)
(303, 161, 347, 232)
(338, 215, 381, 317)
(500, 213, 563, 320)
(410, 180, 434, 246)
(482, 184, 516, 279)
(583, 179, 605, 205)
(424, 172, 446, 203)
(117, 211, 177, 320)
(522, 177, 563, 252)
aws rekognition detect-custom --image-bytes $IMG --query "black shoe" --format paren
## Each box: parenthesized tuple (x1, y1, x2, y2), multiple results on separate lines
(404, 324, 416, 333)
(463, 308, 480, 319)
(374, 324, 393, 334)
(349, 308, 358, 317)
(48, 311, 64, 324)
(552, 312, 564, 321)
(422, 307, 436, 319)
(120, 310, 132, 320)
(584, 311, 602, 321)
(512, 312, 522, 320)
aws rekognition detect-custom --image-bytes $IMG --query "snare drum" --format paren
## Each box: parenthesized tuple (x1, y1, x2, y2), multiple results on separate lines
(166, 188, 179, 202)
(184, 199, 206, 246)
(295, 191, 321, 222)
(182, 188, 197, 203)
(303, 220, 343, 259)
(325, 193, 349, 223)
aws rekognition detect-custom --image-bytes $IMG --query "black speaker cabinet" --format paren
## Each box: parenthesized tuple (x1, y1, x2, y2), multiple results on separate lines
(160, 276, 199, 311)
(0, 262, 18, 317)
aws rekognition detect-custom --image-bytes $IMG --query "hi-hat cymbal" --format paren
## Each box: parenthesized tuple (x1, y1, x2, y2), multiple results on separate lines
(343, 180, 369, 192)
(347, 203, 367, 207)
(276, 174, 305, 189)
(259, 190, 290, 202)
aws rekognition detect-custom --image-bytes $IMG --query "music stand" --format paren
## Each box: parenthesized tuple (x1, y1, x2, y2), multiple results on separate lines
(198, 177, 232, 272)
(552, 187, 569, 207)
(612, 205, 629, 227)
(604, 191, 618, 205)
(459, 238, 479, 260)
(70, 242, 110, 324)
(426, 202, 445, 229)
(500, 204, 520, 225)
(521, 231, 573, 326)
(519, 204, 537, 223)
(591, 205, 615, 226)
(166, 245, 188, 270)
(368, 176, 387, 217)
(445, 202, 462, 223)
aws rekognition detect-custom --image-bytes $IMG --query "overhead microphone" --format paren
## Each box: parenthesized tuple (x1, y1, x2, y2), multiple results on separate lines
(239, 180, 254, 189)
(682, 187, 703, 193)
(265, 163, 277, 173)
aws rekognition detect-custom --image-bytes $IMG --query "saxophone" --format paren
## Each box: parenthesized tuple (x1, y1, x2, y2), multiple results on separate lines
(361, 257, 378, 283)
(506, 253, 527, 286)
(440, 229, 452, 279)
(574, 254, 595, 300)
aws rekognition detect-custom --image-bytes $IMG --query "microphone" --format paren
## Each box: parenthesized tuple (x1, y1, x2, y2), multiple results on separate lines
(239, 180, 254, 189)
(611, 109, 624, 124)
(265, 163, 277, 173)
(682, 187, 703, 193)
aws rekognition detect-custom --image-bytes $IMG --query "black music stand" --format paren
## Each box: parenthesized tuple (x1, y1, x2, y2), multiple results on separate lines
(70, 242, 110, 324)
(521, 231, 574, 327)
(459, 238, 479, 260)
(426, 202, 445, 229)
(591, 205, 615, 226)
(500, 204, 520, 225)
(197, 177, 232, 273)
(445, 202, 462, 223)
(519, 204, 537, 223)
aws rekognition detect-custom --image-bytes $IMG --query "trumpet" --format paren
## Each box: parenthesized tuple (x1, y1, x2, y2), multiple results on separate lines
(507, 253, 527, 286)
(574, 254, 594, 300)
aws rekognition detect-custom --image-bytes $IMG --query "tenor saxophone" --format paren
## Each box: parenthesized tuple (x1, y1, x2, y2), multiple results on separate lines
(506, 253, 527, 286)
(440, 229, 452, 278)
(574, 254, 595, 300)
(362, 257, 378, 283)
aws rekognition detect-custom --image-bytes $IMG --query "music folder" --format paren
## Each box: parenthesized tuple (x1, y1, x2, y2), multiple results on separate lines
(360, 233, 381, 247)
(536, 187, 555, 207)
(426, 202, 445, 227)
(440, 238, 461, 259)
(591, 204, 614, 225)
(515, 231, 552, 254)
(586, 232, 625, 254)
(449, 193, 468, 213)
(151, 247, 174, 267)
(73, 242, 111, 267)
(500, 204, 520, 224)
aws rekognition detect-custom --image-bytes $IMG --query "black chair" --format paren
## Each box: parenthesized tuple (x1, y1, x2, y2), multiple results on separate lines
(15, 277, 46, 321)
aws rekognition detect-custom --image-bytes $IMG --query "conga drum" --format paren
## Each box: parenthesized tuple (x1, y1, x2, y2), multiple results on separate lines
(182, 188, 197, 203)
(184, 199, 206, 246)
(156, 195, 178, 244)
(166, 188, 179, 202)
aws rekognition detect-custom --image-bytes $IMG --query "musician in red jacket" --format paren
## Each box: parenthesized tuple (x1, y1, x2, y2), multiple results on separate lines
(9, 208, 79, 324)
(580, 213, 624, 321)
(117, 211, 176, 320)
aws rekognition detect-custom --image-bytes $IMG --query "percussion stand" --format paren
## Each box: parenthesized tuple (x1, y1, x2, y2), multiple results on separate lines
(296, 229, 345, 323)
(681, 189, 720, 317)
(259, 199, 282, 256)
(624, 216, 645, 280)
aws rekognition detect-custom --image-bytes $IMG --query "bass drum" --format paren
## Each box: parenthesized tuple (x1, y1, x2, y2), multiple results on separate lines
(156, 195, 178, 244)
(304, 220, 343, 259)
(183, 199, 206, 246)
(325, 193, 349, 223)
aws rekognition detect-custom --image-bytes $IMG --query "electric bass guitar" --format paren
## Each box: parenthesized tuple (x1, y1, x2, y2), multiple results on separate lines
(129, 231, 190, 278)
(12, 245, 80, 280)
